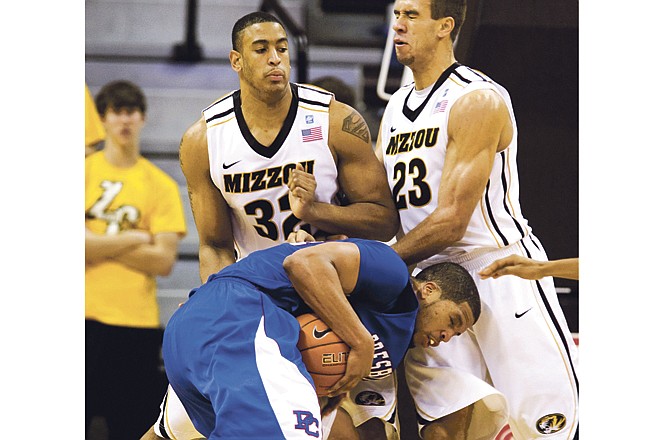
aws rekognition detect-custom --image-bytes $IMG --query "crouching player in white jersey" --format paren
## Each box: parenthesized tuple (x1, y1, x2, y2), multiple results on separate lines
(140, 11, 400, 440)
(161, 238, 481, 439)
(361, 0, 579, 439)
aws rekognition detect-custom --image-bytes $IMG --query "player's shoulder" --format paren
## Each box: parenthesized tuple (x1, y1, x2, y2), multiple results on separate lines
(295, 83, 333, 108)
(179, 113, 209, 157)
(451, 64, 495, 87)
(202, 90, 238, 125)
(345, 239, 399, 260)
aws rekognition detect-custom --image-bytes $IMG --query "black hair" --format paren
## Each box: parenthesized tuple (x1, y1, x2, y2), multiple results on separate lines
(95, 80, 146, 116)
(430, 0, 467, 42)
(415, 261, 481, 323)
(232, 11, 285, 52)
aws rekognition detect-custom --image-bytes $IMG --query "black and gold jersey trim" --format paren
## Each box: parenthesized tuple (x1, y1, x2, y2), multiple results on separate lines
(401, 62, 460, 122)
(233, 84, 299, 159)
(204, 93, 235, 124)
(499, 151, 526, 238)
(522, 238, 579, 395)
(484, 151, 527, 247)
(297, 84, 333, 106)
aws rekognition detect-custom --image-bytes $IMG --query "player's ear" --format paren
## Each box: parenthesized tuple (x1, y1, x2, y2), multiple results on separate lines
(412, 279, 439, 301)
(230, 50, 243, 72)
(437, 16, 455, 39)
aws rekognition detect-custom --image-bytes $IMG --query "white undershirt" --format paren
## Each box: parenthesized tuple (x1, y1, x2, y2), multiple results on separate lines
(406, 81, 436, 110)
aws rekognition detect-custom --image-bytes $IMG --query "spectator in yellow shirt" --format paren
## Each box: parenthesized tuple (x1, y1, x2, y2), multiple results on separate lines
(85, 80, 187, 439)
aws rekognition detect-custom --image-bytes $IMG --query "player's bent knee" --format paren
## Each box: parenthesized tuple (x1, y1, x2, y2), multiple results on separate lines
(356, 417, 388, 440)
(422, 404, 474, 440)
(327, 409, 360, 440)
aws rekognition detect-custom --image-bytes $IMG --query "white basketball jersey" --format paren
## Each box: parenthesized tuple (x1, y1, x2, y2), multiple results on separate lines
(204, 84, 339, 258)
(381, 63, 531, 268)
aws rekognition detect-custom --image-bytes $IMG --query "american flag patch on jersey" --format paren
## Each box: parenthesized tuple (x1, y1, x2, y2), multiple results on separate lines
(301, 126, 323, 142)
(433, 99, 448, 114)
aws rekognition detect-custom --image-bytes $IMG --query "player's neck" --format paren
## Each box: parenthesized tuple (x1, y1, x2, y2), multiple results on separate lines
(102, 139, 140, 168)
(412, 55, 458, 91)
(240, 86, 292, 125)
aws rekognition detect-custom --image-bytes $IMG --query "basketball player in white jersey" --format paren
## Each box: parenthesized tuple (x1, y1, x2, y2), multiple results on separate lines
(140, 11, 398, 440)
(358, 0, 579, 439)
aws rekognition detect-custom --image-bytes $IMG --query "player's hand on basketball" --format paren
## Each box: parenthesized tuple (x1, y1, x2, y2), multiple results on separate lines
(320, 393, 346, 417)
(327, 339, 374, 397)
(288, 163, 317, 221)
(287, 230, 316, 243)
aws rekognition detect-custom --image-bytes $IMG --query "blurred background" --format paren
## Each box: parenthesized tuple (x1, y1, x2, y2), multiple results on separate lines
(85, 1, 578, 437)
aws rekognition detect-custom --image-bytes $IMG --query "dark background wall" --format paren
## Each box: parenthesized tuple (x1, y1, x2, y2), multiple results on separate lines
(463, 0, 579, 331)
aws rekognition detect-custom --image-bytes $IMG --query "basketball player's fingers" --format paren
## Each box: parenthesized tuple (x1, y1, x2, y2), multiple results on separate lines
(325, 234, 348, 241)
(321, 394, 345, 417)
(328, 367, 367, 396)
(479, 256, 515, 278)
(327, 372, 355, 396)
(287, 230, 316, 243)
(289, 164, 308, 184)
(291, 173, 317, 192)
(291, 186, 313, 201)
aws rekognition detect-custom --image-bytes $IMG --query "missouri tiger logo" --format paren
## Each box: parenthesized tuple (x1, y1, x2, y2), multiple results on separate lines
(536, 413, 566, 434)
(355, 391, 385, 407)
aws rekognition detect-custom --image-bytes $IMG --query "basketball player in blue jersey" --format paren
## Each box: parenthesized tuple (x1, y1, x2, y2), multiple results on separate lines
(161, 238, 480, 440)
(360, 0, 579, 439)
(141, 11, 399, 440)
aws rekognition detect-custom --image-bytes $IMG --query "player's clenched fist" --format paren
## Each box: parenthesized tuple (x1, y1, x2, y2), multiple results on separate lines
(287, 163, 317, 220)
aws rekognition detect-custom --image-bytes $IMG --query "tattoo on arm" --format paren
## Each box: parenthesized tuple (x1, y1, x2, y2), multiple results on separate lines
(342, 111, 371, 143)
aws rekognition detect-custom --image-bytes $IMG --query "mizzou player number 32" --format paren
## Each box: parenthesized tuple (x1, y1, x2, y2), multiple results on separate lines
(244, 192, 311, 241)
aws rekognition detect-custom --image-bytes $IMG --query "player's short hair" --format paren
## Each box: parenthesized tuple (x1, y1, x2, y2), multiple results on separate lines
(430, 0, 467, 42)
(232, 11, 285, 52)
(415, 262, 481, 323)
(95, 80, 147, 116)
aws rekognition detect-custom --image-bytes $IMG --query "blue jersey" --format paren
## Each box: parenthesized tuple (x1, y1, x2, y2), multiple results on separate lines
(195, 238, 418, 380)
(164, 239, 417, 438)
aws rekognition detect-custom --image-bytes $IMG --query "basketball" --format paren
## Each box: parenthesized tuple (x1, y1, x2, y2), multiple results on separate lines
(296, 313, 351, 396)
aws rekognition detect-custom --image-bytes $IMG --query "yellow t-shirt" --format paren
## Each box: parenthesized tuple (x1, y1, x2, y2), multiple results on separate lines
(85, 152, 187, 328)
(85, 84, 106, 147)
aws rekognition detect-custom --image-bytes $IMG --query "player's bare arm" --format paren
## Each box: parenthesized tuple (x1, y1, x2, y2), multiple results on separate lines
(480, 255, 579, 280)
(283, 241, 375, 396)
(180, 117, 237, 282)
(374, 120, 385, 162)
(289, 100, 399, 241)
(111, 232, 181, 276)
(392, 89, 513, 266)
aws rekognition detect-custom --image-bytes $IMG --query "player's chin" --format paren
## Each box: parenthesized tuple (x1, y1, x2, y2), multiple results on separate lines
(266, 77, 288, 88)
(412, 333, 429, 348)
